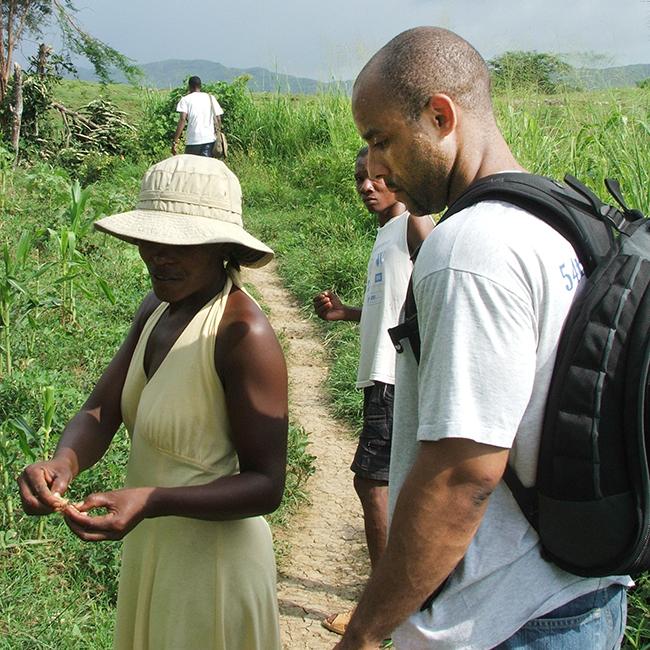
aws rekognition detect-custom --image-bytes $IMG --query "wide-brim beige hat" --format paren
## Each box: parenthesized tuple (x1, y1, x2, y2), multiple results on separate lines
(94, 155, 273, 268)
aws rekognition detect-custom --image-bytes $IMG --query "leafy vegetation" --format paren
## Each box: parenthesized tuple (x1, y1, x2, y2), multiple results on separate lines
(0, 0, 140, 106)
(0, 70, 648, 647)
(489, 50, 573, 94)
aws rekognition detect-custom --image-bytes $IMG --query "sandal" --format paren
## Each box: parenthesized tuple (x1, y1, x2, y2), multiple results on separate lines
(321, 610, 353, 635)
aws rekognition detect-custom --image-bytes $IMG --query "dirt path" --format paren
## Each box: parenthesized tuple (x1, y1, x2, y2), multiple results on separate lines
(244, 261, 369, 649)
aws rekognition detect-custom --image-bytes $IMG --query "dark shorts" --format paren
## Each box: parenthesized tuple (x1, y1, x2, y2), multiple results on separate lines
(350, 381, 394, 482)
(184, 141, 214, 157)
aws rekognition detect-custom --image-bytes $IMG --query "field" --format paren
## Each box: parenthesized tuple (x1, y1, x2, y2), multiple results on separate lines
(0, 77, 648, 647)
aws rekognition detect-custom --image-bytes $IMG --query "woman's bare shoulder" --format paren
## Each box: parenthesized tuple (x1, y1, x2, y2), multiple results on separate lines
(221, 286, 272, 335)
(215, 285, 283, 372)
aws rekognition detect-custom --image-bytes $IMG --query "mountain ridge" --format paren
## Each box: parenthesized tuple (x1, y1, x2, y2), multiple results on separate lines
(69, 59, 650, 94)
(71, 58, 353, 94)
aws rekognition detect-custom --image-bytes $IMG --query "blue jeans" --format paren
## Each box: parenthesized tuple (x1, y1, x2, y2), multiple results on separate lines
(184, 141, 214, 157)
(494, 585, 627, 649)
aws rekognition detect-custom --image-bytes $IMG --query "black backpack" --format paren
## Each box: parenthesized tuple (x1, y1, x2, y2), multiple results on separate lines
(388, 173, 650, 577)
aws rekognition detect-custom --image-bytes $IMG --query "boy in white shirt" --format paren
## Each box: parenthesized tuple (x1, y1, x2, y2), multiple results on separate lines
(314, 146, 433, 636)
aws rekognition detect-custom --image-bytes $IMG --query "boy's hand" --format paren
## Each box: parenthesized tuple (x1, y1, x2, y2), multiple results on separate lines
(313, 290, 347, 321)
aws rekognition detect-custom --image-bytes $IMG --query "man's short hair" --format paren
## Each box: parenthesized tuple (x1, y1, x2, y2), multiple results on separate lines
(357, 27, 492, 121)
(188, 76, 202, 90)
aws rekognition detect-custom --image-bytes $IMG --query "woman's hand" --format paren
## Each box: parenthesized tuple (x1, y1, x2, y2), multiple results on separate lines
(63, 487, 155, 542)
(18, 457, 76, 515)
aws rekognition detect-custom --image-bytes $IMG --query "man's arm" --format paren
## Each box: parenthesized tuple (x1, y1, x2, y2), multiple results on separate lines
(336, 438, 509, 649)
(171, 113, 187, 155)
(406, 213, 435, 257)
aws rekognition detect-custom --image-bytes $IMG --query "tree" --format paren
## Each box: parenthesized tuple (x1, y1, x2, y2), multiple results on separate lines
(0, 0, 141, 106)
(489, 51, 572, 94)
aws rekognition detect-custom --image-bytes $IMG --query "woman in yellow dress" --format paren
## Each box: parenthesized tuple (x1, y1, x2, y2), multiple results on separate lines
(18, 155, 287, 650)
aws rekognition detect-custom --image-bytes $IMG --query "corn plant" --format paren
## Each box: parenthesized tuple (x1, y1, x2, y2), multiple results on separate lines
(49, 180, 115, 323)
(23, 247, 59, 359)
(66, 179, 93, 241)
(0, 415, 36, 531)
(3, 386, 56, 540)
(0, 232, 51, 376)
(49, 226, 80, 322)
(35, 386, 55, 540)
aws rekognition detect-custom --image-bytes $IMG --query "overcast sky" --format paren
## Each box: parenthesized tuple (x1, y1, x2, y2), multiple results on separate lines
(29, 0, 650, 80)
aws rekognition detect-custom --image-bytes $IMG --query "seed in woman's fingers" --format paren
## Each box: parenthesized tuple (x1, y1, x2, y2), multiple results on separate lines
(52, 491, 70, 512)
(66, 503, 89, 516)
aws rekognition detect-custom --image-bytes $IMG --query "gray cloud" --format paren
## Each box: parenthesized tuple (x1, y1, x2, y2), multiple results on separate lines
(54, 0, 650, 80)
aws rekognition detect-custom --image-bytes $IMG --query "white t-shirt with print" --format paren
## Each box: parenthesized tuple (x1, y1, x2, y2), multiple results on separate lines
(356, 211, 412, 388)
(176, 92, 224, 145)
(389, 200, 630, 649)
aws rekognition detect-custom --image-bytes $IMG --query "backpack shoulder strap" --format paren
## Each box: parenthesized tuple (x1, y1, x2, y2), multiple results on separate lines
(437, 173, 618, 529)
(388, 243, 422, 362)
(441, 173, 617, 275)
(390, 173, 621, 365)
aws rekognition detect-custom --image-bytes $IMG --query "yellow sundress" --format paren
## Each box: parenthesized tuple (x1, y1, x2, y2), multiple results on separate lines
(113, 276, 281, 649)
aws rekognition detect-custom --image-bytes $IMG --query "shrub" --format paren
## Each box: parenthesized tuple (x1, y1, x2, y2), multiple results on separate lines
(489, 51, 574, 94)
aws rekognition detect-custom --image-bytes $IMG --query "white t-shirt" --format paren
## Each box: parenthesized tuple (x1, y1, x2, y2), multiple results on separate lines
(389, 200, 630, 649)
(176, 92, 224, 145)
(356, 211, 412, 388)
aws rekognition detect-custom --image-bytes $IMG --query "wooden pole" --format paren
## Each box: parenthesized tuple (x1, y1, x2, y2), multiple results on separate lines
(10, 62, 22, 162)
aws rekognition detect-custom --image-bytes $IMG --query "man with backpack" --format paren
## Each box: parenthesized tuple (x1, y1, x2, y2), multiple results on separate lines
(335, 26, 632, 650)
(171, 76, 224, 157)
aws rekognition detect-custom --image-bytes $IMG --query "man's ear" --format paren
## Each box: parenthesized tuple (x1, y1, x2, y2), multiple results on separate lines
(423, 94, 457, 137)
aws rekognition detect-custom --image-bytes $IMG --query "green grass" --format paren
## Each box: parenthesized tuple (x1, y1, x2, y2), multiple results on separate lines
(0, 155, 150, 646)
(0, 524, 120, 649)
(54, 79, 149, 119)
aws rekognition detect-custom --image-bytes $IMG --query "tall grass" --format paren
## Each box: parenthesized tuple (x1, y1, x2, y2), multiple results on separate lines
(497, 89, 649, 207)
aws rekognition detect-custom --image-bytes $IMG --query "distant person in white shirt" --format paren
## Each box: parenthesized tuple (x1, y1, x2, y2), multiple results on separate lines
(172, 76, 224, 157)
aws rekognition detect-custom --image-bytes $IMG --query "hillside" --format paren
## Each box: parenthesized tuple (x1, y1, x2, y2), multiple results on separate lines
(68, 59, 649, 94)
(566, 63, 650, 89)
(71, 59, 353, 94)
